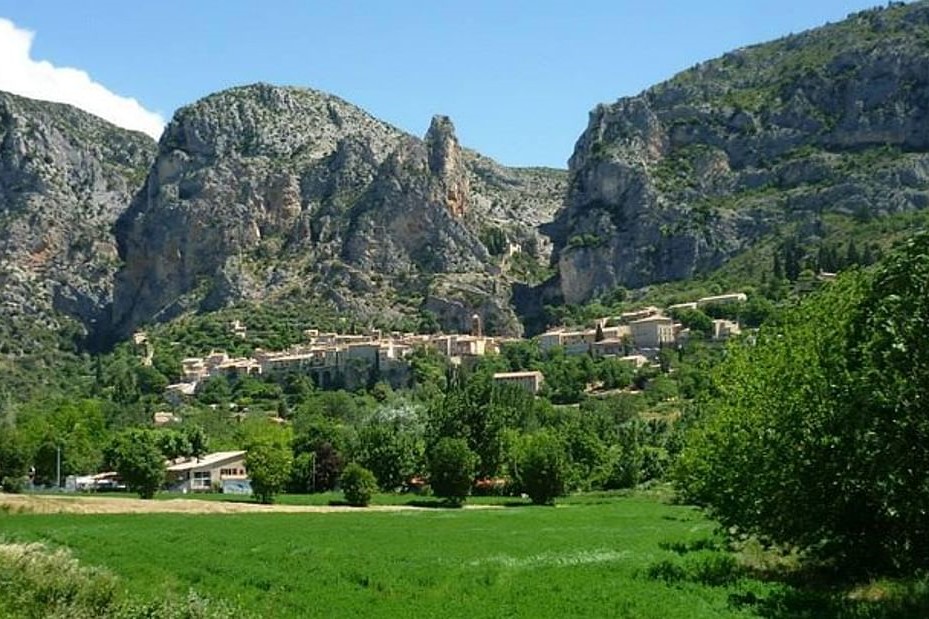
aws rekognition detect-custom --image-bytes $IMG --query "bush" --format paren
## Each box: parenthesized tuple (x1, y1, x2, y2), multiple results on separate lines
(0, 542, 119, 618)
(1, 476, 24, 493)
(518, 431, 568, 505)
(427, 438, 477, 505)
(602, 445, 642, 490)
(341, 463, 377, 507)
(0, 541, 238, 618)
(644, 552, 740, 586)
(682, 552, 740, 586)
(640, 446, 670, 482)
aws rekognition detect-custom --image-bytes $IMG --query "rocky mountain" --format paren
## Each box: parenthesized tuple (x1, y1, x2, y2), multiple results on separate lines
(542, 1, 929, 306)
(112, 84, 566, 338)
(0, 92, 155, 353)
(11, 2, 928, 349)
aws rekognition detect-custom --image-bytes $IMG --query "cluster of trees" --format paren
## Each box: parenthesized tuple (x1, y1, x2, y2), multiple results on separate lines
(105, 426, 210, 498)
(775, 235, 881, 282)
(274, 355, 684, 505)
(97, 339, 696, 506)
(676, 232, 929, 575)
(0, 399, 114, 490)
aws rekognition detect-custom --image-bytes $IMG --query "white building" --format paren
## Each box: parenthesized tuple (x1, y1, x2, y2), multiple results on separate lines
(711, 319, 741, 341)
(493, 371, 544, 395)
(166, 451, 248, 493)
(629, 315, 676, 349)
(697, 293, 747, 307)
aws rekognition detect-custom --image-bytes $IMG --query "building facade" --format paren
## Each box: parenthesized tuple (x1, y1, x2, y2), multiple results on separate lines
(166, 451, 248, 493)
(493, 371, 544, 395)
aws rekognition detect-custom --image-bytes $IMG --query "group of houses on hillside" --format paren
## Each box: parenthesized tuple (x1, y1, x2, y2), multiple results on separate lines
(536, 293, 744, 357)
(79, 294, 748, 497)
(162, 293, 745, 404)
(166, 327, 508, 402)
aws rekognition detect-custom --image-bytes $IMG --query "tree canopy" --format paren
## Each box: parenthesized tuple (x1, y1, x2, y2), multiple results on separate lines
(675, 232, 929, 574)
(107, 428, 165, 499)
(246, 430, 293, 504)
(427, 437, 477, 505)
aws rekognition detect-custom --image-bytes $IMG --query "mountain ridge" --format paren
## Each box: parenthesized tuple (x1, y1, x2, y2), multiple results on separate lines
(4, 3, 929, 351)
(537, 1, 929, 309)
(110, 83, 566, 339)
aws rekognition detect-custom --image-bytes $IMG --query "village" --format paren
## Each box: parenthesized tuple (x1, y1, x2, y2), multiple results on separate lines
(160, 292, 746, 402)
(88, 291, 748, 497)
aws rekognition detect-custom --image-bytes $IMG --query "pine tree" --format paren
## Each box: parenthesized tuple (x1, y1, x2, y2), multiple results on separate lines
(846, 239, 861, 267)
(782, 238, 802, 281)
(773, 251, 784, 281)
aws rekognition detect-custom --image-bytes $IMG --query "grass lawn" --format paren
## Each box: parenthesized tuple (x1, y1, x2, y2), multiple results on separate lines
(0, 492, 786, 618)
(23, 488, 526, 506)
(6, 492, 926, 618)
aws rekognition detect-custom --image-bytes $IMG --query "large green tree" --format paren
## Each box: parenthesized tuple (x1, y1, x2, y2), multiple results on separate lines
(427, 438, 477, 505)
(676, 233, 929, 574)
(19, 399, 108, 485)
(291, 415, 351, 492)
(518, 430, 569, 506)
(0, 425, 29, 492)
(427, 371, 530, 479)
(354, 418, 423, 492)
(107, 429, 165, 499)
(246, 435, 293, 505)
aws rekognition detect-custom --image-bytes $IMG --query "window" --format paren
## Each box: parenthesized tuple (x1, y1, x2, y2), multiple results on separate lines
(192, 471, 211, 488)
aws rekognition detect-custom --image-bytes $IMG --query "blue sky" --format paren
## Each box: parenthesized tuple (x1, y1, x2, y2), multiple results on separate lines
(0, 1, 902, 167)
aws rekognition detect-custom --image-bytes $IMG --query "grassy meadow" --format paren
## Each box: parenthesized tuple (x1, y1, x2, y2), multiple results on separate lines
(2, 492, 926, 618)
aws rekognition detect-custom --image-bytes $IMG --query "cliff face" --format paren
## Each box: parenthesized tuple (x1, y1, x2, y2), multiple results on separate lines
(546, 2, 929, 304)
(7, 2, 929, 349)
(0, 92, 156, 351)
(112, 84, 566, 337)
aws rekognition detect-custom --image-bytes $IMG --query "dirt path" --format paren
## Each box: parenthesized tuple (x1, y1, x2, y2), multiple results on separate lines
(0, 493, 494, 515)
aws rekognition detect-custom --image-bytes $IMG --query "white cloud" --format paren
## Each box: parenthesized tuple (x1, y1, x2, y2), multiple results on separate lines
(0, 18, 165, 139)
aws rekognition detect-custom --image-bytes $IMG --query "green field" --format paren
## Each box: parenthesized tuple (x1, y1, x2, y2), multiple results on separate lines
(1, 493, 921, 618)
(0, 494, 762, 618)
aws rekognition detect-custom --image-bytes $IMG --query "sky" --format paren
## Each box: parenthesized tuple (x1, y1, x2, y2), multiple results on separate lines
(0, 1, 906, 168)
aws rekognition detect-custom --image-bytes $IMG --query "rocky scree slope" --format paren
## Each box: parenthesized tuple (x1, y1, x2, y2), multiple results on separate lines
(0, 92, 155, 352)
(112, 84, 565, 337)
(543, 1, 929, 305)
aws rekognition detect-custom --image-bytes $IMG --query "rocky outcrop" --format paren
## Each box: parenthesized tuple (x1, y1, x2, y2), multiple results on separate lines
(112, 84, 566, 337)
(425, 115, 469, 218)
(545, 1, 929, 304)
(341, 117, 487, 277)
(0, 91, 156, 351)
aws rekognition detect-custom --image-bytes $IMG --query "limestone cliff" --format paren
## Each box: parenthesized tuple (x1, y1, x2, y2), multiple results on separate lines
(545, 1, 929, 304)
(112, 84, 566, 337)
(0, 91, 155, 351)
